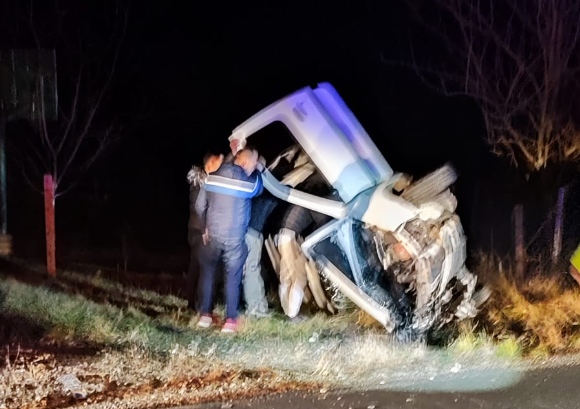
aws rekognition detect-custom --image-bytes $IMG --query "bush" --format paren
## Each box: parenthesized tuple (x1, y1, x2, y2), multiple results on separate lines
(480, 267, 580, 354)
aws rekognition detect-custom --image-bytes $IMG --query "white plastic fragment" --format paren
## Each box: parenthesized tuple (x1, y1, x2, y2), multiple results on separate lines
(57, 374, 86, 399)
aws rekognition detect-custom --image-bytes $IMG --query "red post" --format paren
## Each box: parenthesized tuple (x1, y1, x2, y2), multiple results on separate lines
(44, 174, 56, 277)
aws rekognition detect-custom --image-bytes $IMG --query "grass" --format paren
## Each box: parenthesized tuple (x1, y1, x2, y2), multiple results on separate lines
(9, 258, 566, 409)
(449, 321, 522, 359)
(4, 254, 579, 366)
(237, 311, 354, 342)
(474, 253, 580, 355)
(0, 267, 358, 357)
(0, 277, 187, 351)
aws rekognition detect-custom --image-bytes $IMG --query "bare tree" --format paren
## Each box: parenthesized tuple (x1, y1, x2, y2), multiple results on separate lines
(400, 0, 580, 271)
(12, 0, 129, 197)
(403, 0, 580, 170)
(2, 1, 130, 275)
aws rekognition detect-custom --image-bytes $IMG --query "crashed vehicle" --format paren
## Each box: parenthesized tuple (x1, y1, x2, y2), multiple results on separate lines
(228, 82, 489, 341)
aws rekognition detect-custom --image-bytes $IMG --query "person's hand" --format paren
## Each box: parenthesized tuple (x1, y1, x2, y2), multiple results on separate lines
(257, 155, 267, 172)
(202, 229, 210, 245)
(230, 139, 240, 155)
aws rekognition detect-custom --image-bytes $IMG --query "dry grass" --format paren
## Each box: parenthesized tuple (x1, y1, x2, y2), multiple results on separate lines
(450, 321, 522, 359)
(475, 253, 580, 355)
(237, 311, 354, 342)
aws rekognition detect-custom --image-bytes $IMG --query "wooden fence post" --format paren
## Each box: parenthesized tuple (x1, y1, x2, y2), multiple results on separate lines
(552, 185, 567, 265)
(514, 204, 525, 280)
(44, 174, 56, 277)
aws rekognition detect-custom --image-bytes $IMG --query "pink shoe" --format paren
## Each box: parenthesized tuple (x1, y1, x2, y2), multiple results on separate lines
(221, 318, 238, 333)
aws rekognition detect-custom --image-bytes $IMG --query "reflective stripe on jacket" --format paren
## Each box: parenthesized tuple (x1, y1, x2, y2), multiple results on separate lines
(195, 163, 263, 240)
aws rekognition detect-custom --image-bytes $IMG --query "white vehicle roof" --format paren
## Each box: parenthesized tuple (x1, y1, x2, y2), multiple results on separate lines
(229, 82, 393, 203)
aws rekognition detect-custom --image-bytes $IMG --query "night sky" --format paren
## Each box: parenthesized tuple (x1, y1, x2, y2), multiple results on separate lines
(1, 0, 578, 270)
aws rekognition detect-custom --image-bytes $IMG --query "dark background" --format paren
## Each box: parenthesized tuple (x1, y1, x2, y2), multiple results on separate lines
(1, 0, 579, 274)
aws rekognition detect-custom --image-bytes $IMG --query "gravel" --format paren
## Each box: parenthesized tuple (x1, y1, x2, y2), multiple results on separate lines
(3, 331, 580, 409)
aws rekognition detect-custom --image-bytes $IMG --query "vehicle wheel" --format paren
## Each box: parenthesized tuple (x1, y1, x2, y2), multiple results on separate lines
(401, 163, 457, 206)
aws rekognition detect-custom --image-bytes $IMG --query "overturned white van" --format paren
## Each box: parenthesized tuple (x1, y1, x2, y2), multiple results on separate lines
(228, 82, 489, 341)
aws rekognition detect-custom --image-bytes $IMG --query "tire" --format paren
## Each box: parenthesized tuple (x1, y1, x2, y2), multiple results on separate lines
(401, 163, 458, 206)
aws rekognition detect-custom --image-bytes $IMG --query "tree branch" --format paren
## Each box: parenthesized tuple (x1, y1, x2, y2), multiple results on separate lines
(401, 0, 580, 170)
(15, 0, 130, 197)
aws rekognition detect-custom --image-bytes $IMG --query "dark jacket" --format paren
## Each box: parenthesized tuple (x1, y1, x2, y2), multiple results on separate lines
(281, 204, 330, 234)
(281, 172, 338, 234)
(249, 194, 279, 232)
(195, 162, 263, 240)
(247, 152, 305, 233)
(187, 166, 208, 234)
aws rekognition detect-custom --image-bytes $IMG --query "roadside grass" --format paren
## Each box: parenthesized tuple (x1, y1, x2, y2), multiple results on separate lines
(5, 259, 564, 409)
(0, 268, 360, 355)
(237, 311, 355, 342)
(450, 321, 522, 359)
(474, 253, 580, 356)
(4, 254, 577, 367)
(0, 267, 366, 407)
(0, 277, 188, 352)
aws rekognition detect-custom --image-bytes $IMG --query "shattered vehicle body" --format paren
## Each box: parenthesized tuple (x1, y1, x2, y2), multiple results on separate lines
(229, 82, 490, 341)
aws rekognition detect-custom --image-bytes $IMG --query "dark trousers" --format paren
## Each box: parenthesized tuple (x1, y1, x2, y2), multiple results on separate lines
(198, 236, 247, 320)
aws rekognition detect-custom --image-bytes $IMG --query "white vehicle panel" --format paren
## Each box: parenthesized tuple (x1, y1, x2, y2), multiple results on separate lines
(313, 82, 394, 184)
(359, 181, 420, 232)
(261, 170, 347, 219)
(229, 86, 378, 203)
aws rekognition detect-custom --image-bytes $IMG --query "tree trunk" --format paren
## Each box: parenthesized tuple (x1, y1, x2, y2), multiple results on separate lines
(44, 174, 56, 277)
(0, 108, 7, 235)
(0, 111, 11, 258)
(552, 185, 567, 265)
(513, 204, 525, 280)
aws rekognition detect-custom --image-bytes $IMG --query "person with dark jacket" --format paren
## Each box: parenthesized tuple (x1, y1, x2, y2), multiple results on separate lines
(276, 172, 337, 317)
(185, 153, 224, 311)
(242, 151, 295, 317)
(195, 148, 264, 333)
(242, 195, 278, 317)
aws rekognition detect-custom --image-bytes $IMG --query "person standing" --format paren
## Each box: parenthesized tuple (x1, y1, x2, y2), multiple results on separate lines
(242, 150, 296, 317)
(242, 194, 278, 317)
(275, 172, 336, 318)
(185, 153, 223, 311)
(195, 148, 264, 332)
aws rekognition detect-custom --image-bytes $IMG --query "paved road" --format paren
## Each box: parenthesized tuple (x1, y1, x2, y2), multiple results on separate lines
(171, 364, 580, 409)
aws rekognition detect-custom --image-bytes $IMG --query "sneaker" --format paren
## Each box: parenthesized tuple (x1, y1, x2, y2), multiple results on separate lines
(247, 308, 272, 319)
(288, 314, 308, 324)
(221, 318, 238, 333)
(197, 314, 214, 328)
